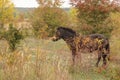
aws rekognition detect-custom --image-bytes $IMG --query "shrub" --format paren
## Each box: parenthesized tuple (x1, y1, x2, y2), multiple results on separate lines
(4, 24, 24, 51)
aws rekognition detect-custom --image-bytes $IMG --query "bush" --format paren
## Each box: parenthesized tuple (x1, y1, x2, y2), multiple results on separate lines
(31, 7, 69, 38)
(3, 24, 24, 51)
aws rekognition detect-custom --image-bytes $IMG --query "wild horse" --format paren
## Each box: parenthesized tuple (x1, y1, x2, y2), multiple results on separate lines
(52, 27, 110, 67)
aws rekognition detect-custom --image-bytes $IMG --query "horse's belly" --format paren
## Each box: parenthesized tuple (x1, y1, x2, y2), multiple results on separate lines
(79, 47, 97, 53)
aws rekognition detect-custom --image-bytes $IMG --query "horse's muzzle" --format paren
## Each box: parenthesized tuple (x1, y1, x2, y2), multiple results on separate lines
(51, 36, 58, 41)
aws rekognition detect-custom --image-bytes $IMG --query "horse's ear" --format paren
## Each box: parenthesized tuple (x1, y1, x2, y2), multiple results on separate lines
(57, 27, 62, 31)
(57, 27, 60, 30)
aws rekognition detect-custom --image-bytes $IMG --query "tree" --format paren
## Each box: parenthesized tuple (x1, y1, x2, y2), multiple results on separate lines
(70, 0, 120, 37)
(69, 8, 80, 31)
(36, 0, 62, 7)
(31, 0, 69, 38)
(0, 0, 14, 27)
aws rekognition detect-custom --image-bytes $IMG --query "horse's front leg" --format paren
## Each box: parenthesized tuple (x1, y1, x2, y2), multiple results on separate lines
(72, 49, 81, 66)
(96, 51, 102, 67)
(72, 49, 76, 65)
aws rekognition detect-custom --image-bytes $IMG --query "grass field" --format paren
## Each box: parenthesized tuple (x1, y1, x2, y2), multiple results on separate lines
(0, 37, 120, 80)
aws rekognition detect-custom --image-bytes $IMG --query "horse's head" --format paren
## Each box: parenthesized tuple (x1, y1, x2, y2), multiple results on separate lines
(52, 27, 61, 41)
(52, 26, 76, 41)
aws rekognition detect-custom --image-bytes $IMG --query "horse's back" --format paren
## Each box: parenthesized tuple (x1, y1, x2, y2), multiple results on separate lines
(89, 34, 107, 40)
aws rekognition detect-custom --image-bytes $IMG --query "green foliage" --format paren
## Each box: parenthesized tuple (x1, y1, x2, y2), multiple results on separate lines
(69, 8, 80, 31)
(30, 0, 70, 38)
(70, 0, 120, 38)
(78, 18, 113, 38)
(0, 0, 14, 27)
(31, 7, 69, 38)
(4, 24, 24, 51)
(0, 26, 5, 39)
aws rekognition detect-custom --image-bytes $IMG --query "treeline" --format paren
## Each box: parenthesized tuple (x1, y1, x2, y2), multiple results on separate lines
(0, 0, 120, 51)
(31, 0, 120, 38)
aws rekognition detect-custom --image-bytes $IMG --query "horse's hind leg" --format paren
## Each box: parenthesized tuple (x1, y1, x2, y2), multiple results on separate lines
(72, 53, 75, 65)
(102, 54, 107, 67)
(102, 43, 110, 67)
(96, 51, 102, 67)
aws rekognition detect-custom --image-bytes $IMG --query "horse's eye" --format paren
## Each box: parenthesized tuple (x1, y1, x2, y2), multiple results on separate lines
(56, 31, 60, 35)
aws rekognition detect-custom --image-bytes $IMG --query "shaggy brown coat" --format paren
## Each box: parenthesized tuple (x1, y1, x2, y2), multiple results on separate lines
(52, 27, 110, 67)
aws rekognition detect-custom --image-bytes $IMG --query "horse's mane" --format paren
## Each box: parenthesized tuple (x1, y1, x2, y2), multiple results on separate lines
(57, 27, 76, 34)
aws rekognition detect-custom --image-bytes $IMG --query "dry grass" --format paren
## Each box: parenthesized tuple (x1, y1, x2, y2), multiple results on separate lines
(0, 38, 120, 80)
(0, 39, 71, 80)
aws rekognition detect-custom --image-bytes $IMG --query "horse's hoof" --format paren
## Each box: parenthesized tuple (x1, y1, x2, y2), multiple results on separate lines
(102, 64, 107, 69)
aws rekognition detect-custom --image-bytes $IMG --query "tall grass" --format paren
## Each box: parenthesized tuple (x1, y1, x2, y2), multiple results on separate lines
(0, 38, 120, 80)
(0, 39, 71, 80)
